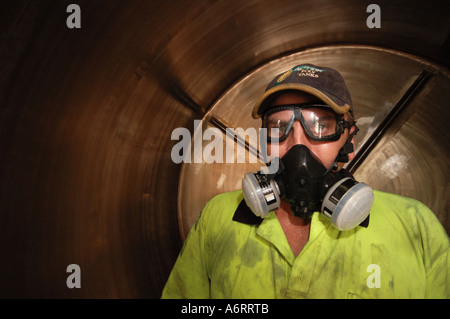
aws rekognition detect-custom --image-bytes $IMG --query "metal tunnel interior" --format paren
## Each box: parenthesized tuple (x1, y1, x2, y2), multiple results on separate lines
(1, 0, 449, 298)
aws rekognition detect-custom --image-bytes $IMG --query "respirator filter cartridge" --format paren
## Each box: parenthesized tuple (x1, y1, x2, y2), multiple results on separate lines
(321, 177, 374, 231)
(242, 172, 281, 218)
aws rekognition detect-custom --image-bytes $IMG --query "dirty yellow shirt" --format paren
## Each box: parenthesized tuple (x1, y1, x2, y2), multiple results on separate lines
(162, 190, 449, 299)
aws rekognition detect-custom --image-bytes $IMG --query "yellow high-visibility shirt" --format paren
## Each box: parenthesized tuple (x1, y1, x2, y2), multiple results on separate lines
(162, 190, 449, 299)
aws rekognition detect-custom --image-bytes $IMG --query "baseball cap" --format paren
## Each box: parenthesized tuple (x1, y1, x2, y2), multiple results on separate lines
(252, 63, 353, 119)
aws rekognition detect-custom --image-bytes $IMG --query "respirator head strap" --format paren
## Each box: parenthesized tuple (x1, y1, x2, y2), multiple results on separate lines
(334, 123, 359, 164)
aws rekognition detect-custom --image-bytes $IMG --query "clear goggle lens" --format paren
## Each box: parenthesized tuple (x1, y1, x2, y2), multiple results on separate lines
(262, 103, 351, 142)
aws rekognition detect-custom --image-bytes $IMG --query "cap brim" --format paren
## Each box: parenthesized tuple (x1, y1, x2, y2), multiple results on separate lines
(252, 83, 351, 119)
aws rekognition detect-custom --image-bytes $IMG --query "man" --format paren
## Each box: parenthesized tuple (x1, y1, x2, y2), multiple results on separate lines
(162, 64, 449, 298)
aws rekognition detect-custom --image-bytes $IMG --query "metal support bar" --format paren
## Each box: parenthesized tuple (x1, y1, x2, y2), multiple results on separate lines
(208, 116, 263, 162)
(347, 70, 432, 174)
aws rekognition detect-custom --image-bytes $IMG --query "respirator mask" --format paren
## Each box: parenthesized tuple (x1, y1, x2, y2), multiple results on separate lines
(242, 103, 374, 231)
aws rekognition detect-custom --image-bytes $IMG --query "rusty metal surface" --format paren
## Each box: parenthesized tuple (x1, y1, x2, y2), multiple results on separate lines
(0, 0, 449, 298)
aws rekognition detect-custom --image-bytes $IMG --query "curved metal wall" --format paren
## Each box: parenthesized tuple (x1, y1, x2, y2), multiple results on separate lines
(178, 46, 450, 240)
(0, 0, 448, 298)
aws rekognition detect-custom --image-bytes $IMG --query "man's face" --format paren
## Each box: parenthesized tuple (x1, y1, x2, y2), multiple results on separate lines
(266, 91, 355, 169)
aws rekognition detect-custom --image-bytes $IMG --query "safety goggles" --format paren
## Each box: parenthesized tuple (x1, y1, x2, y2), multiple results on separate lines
(262, 103, 354, 143)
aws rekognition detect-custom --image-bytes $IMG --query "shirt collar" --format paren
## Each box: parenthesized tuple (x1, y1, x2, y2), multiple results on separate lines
(232, 200, 263, 225)
(233, 198, 370, 228)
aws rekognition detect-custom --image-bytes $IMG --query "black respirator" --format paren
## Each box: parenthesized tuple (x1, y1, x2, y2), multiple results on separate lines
(242, 144, 374, 231)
